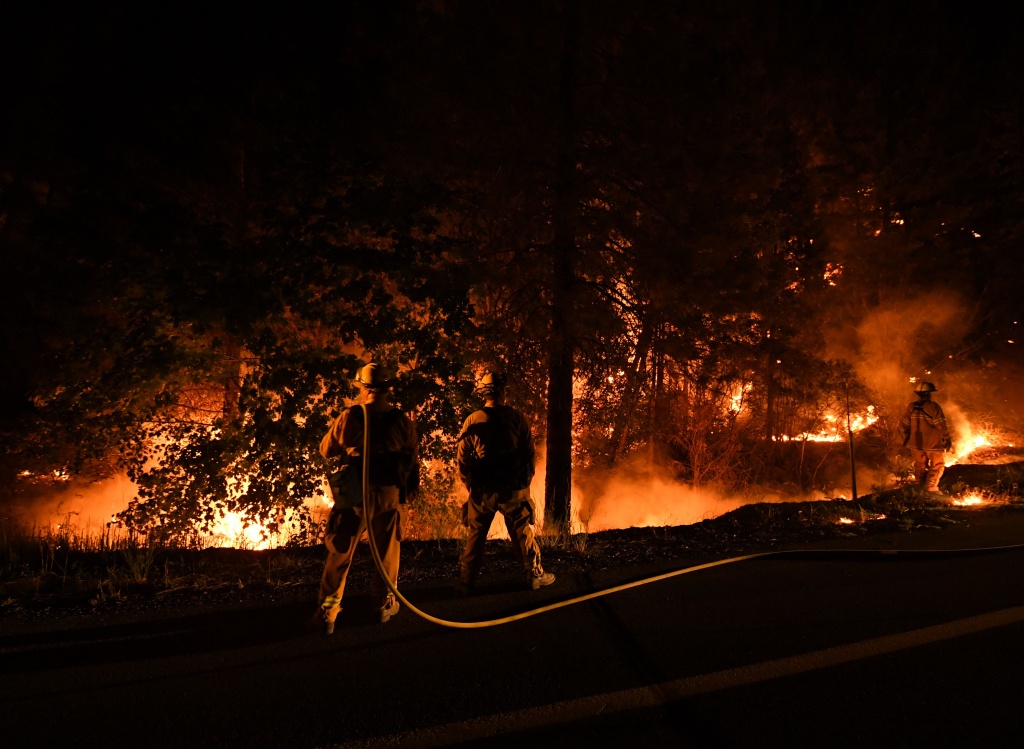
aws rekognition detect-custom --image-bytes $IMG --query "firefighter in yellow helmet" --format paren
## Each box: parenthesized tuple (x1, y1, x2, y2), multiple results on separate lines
(900, 381, 953, 495)
(455, 371, 555, 595)
(317, 363, 419, 634)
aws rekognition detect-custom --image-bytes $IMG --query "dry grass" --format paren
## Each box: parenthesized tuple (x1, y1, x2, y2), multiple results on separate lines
(3, 485, 1022, 624)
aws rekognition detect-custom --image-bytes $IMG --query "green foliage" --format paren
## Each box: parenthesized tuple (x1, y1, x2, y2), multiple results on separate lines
(4, 2, 1023, 540)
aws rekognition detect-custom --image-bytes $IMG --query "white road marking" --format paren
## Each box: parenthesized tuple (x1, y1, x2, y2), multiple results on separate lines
(332, 604, 1024, 749)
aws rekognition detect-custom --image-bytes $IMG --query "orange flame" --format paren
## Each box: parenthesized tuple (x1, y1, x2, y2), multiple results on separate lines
(776, 406, 878, 443)
(945, 432, 992, 467)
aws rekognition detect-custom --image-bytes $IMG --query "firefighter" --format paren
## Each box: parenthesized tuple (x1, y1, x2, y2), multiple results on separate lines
(317, 363, 419, 633)
(900, 381, 953, 494)
(455, 371, 555, 595)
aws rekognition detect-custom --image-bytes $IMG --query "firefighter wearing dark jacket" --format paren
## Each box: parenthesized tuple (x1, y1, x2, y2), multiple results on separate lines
(455, 371, 555, 594)
(318, 364, 419, 633)
(900, 381, 952, 494)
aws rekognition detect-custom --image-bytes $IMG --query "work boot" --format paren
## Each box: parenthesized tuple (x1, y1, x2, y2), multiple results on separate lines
(453, 579, 475, 597)
(319, 604, 341, 635)
(526, 565, 556, 590)
(378, 593, 400, 623)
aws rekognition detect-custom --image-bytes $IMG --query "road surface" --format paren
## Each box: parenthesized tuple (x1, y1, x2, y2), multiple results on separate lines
(3, 510, 1024, 748)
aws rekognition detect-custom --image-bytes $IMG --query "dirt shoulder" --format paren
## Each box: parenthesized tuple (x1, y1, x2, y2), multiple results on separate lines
(4, 490, 1024, 636)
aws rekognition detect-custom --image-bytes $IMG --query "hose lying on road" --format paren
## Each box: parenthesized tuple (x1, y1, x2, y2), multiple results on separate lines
(358, 410, 1024, 630)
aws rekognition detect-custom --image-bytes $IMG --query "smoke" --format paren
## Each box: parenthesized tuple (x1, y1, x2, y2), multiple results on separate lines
(8, 474, 136, 536)
(571, 450, 819, 533)
(825, 287, 1024, 438)
(465, 447, 744, 539)
(826, 289, 971, 409)
(574, 468, 748, 532)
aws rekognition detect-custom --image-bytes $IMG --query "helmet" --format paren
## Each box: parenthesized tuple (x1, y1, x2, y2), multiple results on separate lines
(474, 371, 507, 398)
(355, 363, 393, 391)
(913, 381, 937, 394)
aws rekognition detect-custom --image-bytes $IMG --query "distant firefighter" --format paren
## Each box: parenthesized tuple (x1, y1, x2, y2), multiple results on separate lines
(900, 381, 953, 494)
(455, 371, 555, 595)
(317, 363, 419, 634)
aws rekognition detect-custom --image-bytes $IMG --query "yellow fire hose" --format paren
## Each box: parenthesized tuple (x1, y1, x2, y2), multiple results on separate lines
(356, 404, 1024, 630)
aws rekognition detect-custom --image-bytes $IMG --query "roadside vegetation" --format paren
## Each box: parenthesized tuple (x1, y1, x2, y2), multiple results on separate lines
(4, 472, 1022, 625)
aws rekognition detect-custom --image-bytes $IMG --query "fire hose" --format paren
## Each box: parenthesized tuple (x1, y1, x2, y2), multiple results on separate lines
(356, 405, 1024, 630)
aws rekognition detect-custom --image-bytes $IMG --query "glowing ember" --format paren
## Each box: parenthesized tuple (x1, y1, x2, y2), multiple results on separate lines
(836, 513, 886, 525)
(17, 469, 72, 482)
(952, 494, 986, 507)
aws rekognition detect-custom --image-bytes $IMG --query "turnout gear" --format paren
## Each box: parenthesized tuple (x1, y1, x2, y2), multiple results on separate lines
(900, 385, 952, 494)
(456, 377, 554, 592)
(322, 406, 418, 494)
(459, 488, 543, 587)
(900, 397, 950, 452)
(457, 406, 535, 491)
(316, 371, 419, 632)
(319, 484, 403, 629)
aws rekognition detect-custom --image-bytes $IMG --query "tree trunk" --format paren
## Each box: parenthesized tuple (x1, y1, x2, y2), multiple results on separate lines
(647, 327, 664, 469)
(543, 0, 581, 532)
(608, 315, 654, 464)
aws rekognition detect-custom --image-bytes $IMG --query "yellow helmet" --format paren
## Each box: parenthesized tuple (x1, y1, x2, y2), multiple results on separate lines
(354, 363, 393, 391)
(914, 381, 937, 394)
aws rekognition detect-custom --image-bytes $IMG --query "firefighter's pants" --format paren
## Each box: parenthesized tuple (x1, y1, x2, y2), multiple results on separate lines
(459, 488, 541, 584)
(319, 485, 401, 610)
(911, 448, 945, 492)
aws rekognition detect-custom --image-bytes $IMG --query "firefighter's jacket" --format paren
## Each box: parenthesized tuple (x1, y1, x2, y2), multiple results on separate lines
(900, 398, 951, 452)
(321, 405, 419, 499)
(457, 405, 536, 492)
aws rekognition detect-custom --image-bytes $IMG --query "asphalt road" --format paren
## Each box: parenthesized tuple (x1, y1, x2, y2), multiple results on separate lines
(3, 510, 1024, 749)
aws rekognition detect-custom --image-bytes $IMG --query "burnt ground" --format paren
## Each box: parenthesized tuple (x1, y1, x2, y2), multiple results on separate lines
(2, 461, 1023, 631)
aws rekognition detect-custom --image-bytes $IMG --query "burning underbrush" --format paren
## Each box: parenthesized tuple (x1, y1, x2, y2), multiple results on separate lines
(3, 460, 1023, 626)
(3, 414, 1021, 624)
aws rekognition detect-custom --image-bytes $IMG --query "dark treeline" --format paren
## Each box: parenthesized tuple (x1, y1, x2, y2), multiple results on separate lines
(1, 1, 1022, 537)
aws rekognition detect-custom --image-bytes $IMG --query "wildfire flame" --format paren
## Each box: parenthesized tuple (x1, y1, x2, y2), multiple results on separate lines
(208, 511, 276, 549)
(945, 432, 992, 467)
(776, 406, 878, 443)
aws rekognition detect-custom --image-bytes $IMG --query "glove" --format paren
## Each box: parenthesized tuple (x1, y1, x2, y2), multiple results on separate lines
(941, 436, 953, 451)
